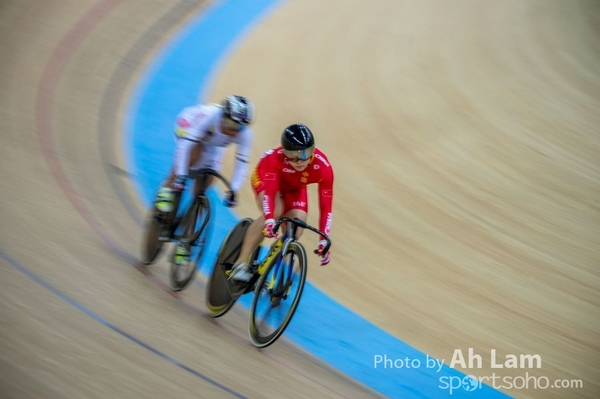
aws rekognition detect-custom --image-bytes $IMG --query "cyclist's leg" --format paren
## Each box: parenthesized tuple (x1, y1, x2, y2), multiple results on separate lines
(161, 143, 205, 266)
(235, 190, 285, 266)
(156, 141, 204, 215)
(190, 147, 223, 197)
(277, 188, 308, 278)
(183, 150, 221, 238)
(173, 149, 220, 266)
(280, 187, 308, 239)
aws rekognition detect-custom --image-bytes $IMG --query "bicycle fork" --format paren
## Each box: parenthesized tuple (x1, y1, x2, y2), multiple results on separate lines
(263, 237, 296, 299)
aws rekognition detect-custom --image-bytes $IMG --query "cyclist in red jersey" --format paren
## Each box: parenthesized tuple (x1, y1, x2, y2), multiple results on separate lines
(230, 123, 334, 281)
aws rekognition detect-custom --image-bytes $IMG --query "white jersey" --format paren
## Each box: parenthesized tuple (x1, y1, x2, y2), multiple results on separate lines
(172, 103, 252, 192)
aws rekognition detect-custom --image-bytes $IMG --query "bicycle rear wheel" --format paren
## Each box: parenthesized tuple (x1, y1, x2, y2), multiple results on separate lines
(140, 209, 166, 265)
(169, 199, 211, 291)
(206, 218, 258, 317)
(249, 242, 307, 348)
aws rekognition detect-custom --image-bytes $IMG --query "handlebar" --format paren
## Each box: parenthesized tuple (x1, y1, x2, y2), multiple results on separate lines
(188, 168, 233, 193)
(273, 217, 332, 256)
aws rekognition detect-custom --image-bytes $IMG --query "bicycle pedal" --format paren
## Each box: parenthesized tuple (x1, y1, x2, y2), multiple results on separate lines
(226, 271, 238, 281)
(152, 216, 162, 224)
(173, 260, 190, 267)
(158, 233, 173, 242)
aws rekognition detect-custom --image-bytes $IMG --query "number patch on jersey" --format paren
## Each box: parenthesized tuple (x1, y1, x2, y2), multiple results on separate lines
(175, 128, 187, 137)
(175, 116, 192, 137)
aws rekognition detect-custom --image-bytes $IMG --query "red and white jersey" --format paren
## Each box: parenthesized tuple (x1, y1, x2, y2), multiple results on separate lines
(172, 103, 252, 192)
(251, 147, 334, 237)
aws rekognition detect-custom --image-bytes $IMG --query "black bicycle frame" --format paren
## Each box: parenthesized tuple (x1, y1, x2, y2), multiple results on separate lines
(176, 168, 233, 243)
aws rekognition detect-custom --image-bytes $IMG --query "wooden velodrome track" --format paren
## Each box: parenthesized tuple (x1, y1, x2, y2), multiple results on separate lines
(1, 0, 598, 398)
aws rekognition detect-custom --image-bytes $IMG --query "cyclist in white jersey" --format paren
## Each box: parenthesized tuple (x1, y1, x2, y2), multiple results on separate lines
(154, 95, 255, 265)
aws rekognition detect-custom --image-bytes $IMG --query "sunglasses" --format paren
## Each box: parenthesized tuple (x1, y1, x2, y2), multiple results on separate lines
(283, 149, 313, 163)
(222, 117, 244, 131)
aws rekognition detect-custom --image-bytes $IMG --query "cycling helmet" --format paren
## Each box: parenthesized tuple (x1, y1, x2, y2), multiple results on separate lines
(222, 95, 254, 125)
(281, 124, 315, 151)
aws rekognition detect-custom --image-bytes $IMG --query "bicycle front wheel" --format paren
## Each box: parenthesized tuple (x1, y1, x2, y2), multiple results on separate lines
(249, 242, 307, 348)
(169, 199, 211, 291)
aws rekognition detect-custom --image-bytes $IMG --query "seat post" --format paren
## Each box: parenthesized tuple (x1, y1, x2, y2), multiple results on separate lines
(194, 172, 212, 199)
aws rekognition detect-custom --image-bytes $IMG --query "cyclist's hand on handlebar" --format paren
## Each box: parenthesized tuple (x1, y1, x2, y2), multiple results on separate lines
(316, 239, 331, 266)
(263, 218, 278, 238)
(223, 190, 238, 207)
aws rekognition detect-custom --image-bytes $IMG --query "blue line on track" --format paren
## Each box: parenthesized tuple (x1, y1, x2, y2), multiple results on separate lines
(124, 1, 514, 398)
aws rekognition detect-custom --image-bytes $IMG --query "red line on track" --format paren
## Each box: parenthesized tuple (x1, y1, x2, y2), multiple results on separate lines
(31, 2, 357, 397)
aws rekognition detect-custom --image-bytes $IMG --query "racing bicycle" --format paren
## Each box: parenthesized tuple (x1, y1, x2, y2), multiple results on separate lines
(140, 168, 233, 291)
(205, 217, 331, 348)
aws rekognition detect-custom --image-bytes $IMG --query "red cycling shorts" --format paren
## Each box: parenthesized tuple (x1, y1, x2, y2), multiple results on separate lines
(252, 174, 308, 214)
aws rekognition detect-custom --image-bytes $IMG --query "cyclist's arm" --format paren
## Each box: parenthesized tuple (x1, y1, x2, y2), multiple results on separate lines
(229, 127, 253, 192)
(317, 165, 334, 239)
(257, 152, 280, 221)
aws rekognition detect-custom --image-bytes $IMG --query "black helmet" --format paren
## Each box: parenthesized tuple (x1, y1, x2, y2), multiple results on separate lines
(281, 124, 315, 151)
(222, 95, 254, 125)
